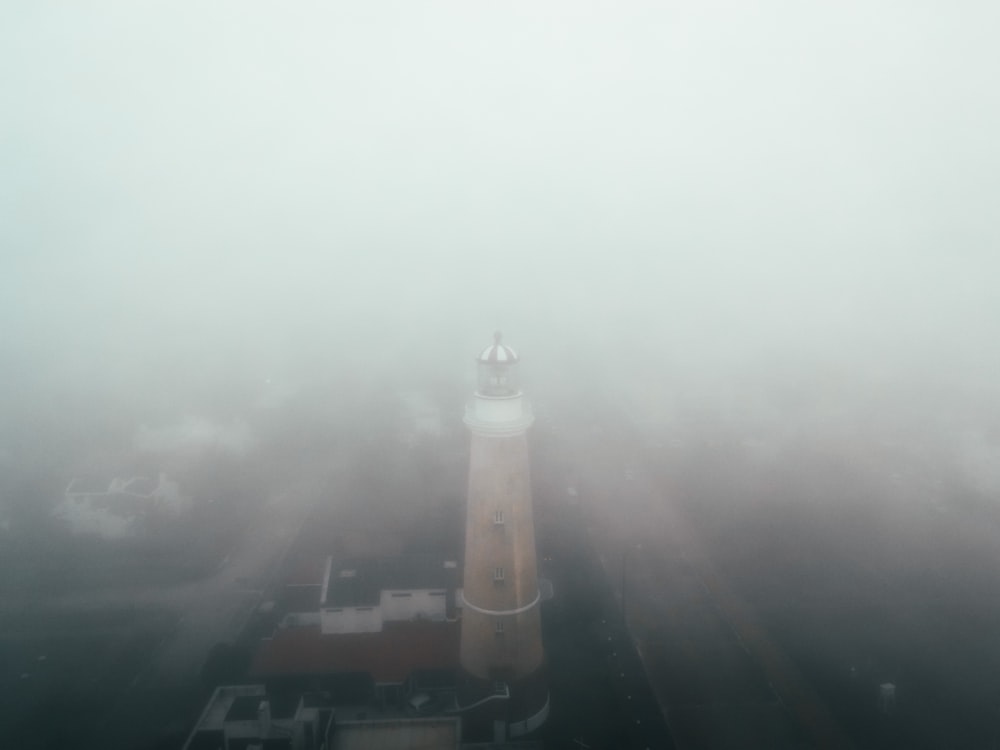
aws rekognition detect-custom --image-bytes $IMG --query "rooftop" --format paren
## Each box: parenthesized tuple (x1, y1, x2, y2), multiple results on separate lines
(226, 694, 266, 722)
(192, 685, 267, 729)
(322, 556, 459, 608)
(283, 554, 329, 586)
(281, 584, 322, 614)
(331, 716, 460, 750)
(228, 740, 292, 750)
(250, 620, 460, 684)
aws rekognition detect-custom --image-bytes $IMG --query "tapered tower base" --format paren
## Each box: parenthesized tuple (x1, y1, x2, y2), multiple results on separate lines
(458, 666, 550, 741)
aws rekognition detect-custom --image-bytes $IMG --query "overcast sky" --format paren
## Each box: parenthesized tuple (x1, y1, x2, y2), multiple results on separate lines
(3, 2, 999, 414)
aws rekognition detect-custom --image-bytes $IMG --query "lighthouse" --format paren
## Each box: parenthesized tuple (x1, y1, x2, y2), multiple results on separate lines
(459, 332, 548, 740)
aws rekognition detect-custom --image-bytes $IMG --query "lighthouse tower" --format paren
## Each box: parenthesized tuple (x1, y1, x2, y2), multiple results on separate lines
(459, 332, 548, 740)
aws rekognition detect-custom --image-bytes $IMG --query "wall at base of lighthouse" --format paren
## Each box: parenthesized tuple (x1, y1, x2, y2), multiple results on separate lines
(457, 665, 550, 742)
(460, 432, 544, 681)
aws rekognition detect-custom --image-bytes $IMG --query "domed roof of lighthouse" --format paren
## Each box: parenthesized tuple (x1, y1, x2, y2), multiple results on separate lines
(478, 331, 519, 364)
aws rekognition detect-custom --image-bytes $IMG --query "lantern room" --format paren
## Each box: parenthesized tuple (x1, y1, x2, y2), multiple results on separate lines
(476, 331, 520, 397)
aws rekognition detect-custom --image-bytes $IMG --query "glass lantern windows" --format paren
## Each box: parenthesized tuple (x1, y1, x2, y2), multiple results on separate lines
(477, 362, 519, 397)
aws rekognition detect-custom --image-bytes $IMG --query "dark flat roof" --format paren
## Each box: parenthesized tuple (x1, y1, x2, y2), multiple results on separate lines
(225, 694, 264, 722)
(283, 554, 328, 586)
(250, 621, 460, 684)
(323, 556, 458, 608)
(230, 739, 292, 750)
(281, 584, 321, 614)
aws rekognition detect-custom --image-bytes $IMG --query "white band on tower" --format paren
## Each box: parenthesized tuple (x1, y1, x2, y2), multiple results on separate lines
(460, 590, 541, 617)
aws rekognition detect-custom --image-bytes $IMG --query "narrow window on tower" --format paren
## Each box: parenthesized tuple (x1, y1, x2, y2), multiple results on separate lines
(494, 566, 505, 583)
(495, 619, 504, 635)
(494, 509, 504, 526)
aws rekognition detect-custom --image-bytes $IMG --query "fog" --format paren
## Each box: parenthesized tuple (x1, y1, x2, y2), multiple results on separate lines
(4, 2, 998, 381)
(2, 3, 1000, 747)
(5, 3, 999, 485)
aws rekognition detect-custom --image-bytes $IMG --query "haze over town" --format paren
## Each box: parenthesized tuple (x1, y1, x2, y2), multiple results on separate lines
(2, 3, 1000, 748)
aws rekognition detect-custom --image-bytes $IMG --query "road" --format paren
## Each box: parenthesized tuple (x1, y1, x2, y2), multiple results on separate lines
(567, 427, 855, 749)
(534, 431, 675, 750)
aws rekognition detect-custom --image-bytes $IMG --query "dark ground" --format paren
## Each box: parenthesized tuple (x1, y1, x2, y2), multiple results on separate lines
(568, 414, 1000, 750)
(537, 477, 675, 750)
(674, 442, 1000, 749)
(0, 607, 187, 749)
(6, 389, 1000, 750)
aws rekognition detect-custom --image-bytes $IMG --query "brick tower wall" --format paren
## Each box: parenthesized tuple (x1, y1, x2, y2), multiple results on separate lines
(460, 432, 544, 681)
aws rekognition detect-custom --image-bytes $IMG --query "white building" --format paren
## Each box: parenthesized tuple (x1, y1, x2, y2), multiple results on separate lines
(182, 684, 333, 750)
(53, 472, 192, 539)
(319, 557, 460, 635)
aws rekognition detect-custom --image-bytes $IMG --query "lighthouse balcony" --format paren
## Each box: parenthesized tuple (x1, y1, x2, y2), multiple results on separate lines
(463, 397, 534, 437)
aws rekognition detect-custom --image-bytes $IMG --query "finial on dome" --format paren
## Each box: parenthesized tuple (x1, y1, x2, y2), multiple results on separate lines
(494, 330, 502, 345)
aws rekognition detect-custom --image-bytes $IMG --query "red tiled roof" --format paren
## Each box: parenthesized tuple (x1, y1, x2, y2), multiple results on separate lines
(250, 621, 460, 684)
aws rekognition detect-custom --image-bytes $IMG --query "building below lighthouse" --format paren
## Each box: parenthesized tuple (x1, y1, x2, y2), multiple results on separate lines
(458, 332, 549, 741)
(185, 334, 551, 748)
